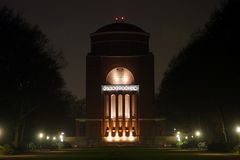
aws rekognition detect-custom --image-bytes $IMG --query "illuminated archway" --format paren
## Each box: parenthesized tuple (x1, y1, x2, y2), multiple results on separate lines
(106, 67, 134, 85)
(103, 67, 138, 142)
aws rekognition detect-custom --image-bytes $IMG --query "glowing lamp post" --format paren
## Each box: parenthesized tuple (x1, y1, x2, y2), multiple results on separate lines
(195, 131, 201, 138)
(38, 133, 44, 140)
(0, 127, 2, 142)
(59, 135, 64, 142)
(176, 131, 181, 142)
(38, 132, 44, 149)
(236, 126, 240, 133)
(236, 126, 240, 144)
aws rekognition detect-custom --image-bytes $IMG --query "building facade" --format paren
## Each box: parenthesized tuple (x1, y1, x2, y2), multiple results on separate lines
(75, 21, 165, 146)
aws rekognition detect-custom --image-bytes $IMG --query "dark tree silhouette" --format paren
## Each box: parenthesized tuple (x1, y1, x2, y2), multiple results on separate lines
(157, 0, 240, 143)
(0, 7, 65, 147)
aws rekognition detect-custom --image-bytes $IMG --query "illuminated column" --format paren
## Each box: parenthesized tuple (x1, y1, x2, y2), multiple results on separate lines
(116, 93, 118, 137)
(131, 94, 137, 137)
(118, 94, 123, 137)
(135, 93, 139, 136)
(125, 94, 130, 136)
(130, 93, 132, 135)
(125, 94, 130, 119)
(118, 95, 123, 118)
(123, 94, 125, 136)
(111, 94, 116, 136)
(104, 94, 110, 136)
(109, 94, 111, 134)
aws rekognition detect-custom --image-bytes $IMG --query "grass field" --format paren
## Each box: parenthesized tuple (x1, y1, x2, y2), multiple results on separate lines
(0, 148, 240, 160)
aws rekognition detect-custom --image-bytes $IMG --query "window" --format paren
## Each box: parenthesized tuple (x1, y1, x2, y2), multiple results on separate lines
(118, 94, 123, 118)
(125, 94, 130, 119)
(105, 95, 109, 117)
(111, 94, 116, 118)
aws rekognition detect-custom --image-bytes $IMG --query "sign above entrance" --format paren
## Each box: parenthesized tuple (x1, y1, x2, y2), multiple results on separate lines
(102, 85, 139, 92)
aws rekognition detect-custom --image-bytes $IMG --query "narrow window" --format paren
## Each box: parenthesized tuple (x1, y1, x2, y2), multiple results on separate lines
(111, 94, 116, 118)
(132, 94, 136, 117)
(105, 95, 109, 117)
(125, 94, 130, 119)
(118, 94, 123, 118)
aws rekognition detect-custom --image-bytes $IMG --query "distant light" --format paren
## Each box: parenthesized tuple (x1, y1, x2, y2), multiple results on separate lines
(191, 135, 194, 138)
(106, 136, 112, 142)
(195, 131, 201, 137)
(129, 136, 135, 142)
(115, 136, 120, 142)
(122, 134, 127, 141)
(61, 132, 65, 135)
(53, 136, 56, 141)
(173, 128, 176, 131)
(185, 136, 188, 140)
(59, 135, 64, 142)
(236, 126, 240, 133)
(115, 16, 125, 23)
(39, 133, 44, 139)
(46, 136, 50, 140)
(177, 131, 180, 135)
(176, 134, 181, 142)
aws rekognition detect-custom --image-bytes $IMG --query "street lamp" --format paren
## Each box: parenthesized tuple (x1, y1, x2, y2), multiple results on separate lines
(38, 132, 44, 139)
(176, 131, 181, 142)
(236, 126, 240, 133)
(59, 135, 64, 142)
(195, 130, 201, 137)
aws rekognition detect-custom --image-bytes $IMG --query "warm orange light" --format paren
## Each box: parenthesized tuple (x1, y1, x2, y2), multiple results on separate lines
(106, 67, 134, 85)
(129, 136, 135, 142)
(122, 135, 127, 141)
(125, 94, 130, 118)
(110, 95, 116, 118)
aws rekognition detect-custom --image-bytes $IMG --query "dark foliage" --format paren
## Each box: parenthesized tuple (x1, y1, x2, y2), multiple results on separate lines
(157, 0, 240, 143)
(0, 6, 75, 147)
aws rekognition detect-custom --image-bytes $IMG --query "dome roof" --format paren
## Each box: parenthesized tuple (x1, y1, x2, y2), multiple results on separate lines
(95, 23, 146, 33)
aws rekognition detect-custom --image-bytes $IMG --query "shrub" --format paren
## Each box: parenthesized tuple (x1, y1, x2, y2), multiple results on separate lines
(0, 144, 15, 155)
(0, 145, 4, 155)
(57, 142, 72, 149)
(181, 140, 198, 149)
(27, 142, 37, 151)
(233, 145, 240, 154)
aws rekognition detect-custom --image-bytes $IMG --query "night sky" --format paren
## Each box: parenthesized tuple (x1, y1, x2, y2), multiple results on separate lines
(0, 0, 222, 99)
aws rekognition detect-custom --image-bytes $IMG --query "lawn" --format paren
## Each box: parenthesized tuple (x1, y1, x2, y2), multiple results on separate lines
(0, 148, 240, 160)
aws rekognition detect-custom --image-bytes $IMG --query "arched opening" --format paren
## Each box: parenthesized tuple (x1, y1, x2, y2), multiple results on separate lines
(106, 67, 134, 85)
(103, 67, 138, 142)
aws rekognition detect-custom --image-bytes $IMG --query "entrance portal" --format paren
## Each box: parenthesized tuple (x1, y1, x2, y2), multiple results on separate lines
(102, 67, 139, 142)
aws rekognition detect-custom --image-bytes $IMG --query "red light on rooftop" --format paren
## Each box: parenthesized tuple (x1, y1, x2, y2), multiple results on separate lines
(115, 16, 126, 23)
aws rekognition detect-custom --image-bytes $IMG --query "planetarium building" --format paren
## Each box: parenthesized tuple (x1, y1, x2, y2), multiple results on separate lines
(75, 20, 165, 146)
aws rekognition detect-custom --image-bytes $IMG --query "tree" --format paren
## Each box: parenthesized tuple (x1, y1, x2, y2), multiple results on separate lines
(157, 0, 240, 143)
(0, 6, 65, 147)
